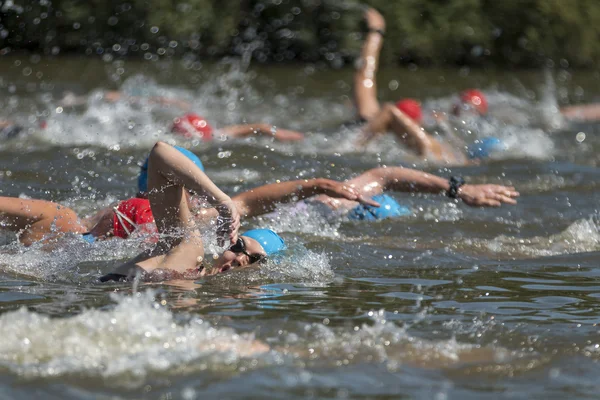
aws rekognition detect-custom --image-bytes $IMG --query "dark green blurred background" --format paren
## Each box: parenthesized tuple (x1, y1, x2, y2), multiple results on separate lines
(1, 0, 599, 68)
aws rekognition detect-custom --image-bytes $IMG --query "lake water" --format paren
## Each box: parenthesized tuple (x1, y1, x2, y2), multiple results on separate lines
(1, 56, 600, 399)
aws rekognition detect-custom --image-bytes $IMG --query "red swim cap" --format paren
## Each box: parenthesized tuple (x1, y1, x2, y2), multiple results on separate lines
(395, 99, 422, 123)
(172, 113, 213, 141)
(460, 89, 488, 114)
(112, 198, 155, 239)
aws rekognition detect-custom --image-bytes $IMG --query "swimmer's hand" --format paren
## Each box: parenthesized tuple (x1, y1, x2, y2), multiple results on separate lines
(215, 198, 240, 246)
(459, 184, 519, 207)
(364, 7, 386, 32)
(317, 179, 380, 207)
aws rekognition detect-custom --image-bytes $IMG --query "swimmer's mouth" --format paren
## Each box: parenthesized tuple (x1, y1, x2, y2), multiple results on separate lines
(197, 264, 231, 276)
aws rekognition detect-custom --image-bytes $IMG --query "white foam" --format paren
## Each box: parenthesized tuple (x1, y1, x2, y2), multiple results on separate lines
(0, 291, 268, 385)
(0, 293, 517, 386)
(484, 215, 600, 257)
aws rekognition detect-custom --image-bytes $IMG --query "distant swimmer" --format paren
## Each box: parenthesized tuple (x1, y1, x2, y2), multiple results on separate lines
(352, 8, 505, 163)
(0, 121, 24, 140)
(169, 112, 305, 142)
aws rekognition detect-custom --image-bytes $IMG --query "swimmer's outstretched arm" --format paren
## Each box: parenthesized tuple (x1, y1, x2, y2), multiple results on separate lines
(353, 7, 385, 121)
(232, 178, 379, 217)
(560, 103, 600, 122)
(218, 124, 304, 142)
(105, 142, 239, 279)
(348, 167, 519, 207)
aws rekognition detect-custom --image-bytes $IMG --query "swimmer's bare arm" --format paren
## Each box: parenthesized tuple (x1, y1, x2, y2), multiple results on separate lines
(232, 178, 379, 217)
(107, 142, 239, 278)
(354, 7, 385, 121)
(0, 196, 86, 246)
(358, 103, 451, 158)
(218, 124, 304, 141)
(560, 103, 600, 122)
(348, 167, 519, 207)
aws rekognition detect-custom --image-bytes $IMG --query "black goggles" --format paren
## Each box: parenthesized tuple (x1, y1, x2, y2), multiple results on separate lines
(229, 237, 265, 264)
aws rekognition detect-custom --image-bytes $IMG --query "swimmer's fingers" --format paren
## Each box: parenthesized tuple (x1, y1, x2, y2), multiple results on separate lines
(317, 179, 363, 201)
(491, 185, 520, 198)
(357, 194, 380, 207)
(215, 199, 240, 246)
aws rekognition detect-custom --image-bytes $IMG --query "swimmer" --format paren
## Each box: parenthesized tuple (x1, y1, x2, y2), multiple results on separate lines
(353, 8, 497, 163)
(0, 196, 155, 246)
(99, 142, 376, 282)
(170, 113, 305, 142)
(227, 167, 519, 222)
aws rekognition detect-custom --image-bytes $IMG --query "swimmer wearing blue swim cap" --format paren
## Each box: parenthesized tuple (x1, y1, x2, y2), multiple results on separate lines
(208, 229, 285, 274)
(347, 193, 411, 220)
(138, 146, 204, 193)
(467, 137, 507, 160)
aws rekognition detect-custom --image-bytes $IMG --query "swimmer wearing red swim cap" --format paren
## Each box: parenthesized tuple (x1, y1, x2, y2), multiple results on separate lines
(170, 112, 305, 142)
(454, 89, 488, 116)
(395, 99, 423, 124)
(172, 114, 214, 141)
(352, 8, 495, 165)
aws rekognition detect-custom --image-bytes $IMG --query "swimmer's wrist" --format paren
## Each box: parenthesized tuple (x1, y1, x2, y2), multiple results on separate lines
(368, 28, 385, 37)
(446, 176, 466, 199)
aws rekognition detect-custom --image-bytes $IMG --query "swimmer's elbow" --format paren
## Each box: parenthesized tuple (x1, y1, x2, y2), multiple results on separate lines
(148, 141, 170, 162)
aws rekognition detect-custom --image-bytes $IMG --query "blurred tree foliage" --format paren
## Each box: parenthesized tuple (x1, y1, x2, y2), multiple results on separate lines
(0, 0, 599, 67)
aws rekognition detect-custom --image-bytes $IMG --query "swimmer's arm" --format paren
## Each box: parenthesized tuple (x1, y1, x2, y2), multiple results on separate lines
(232, 178, 377, 217)
(149, 142, 234, 206)
(353, 7, 385, 121)
(359, 167, 519, 206)
(560, 103, 600, 122)
(148, 141, 240, 245)
(219, 124, 304, 141)
(349, 167, 451, 196)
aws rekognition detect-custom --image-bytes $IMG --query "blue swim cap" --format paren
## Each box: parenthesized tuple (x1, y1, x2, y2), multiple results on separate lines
(138, 146, 204, 193)
(347, 194, 411, 221)
(467, 137, 506, 159)
(242, 229, 286, 256)
(81, 233, 96, 243)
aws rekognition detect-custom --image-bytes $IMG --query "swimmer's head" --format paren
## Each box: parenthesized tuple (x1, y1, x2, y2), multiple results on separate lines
(395, 99, 422, 124)
(454, 89, 488, 116)
(211, 229, 285, 274)
(172, 113, 213, 140)
(467, 137, 507, 159)
(112, 198, 155, 238)
(138, 145, 204, 193)
(347, 194, 411, 221)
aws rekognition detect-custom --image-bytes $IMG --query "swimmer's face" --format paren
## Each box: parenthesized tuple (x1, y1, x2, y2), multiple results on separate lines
(210, 236, 267, 274)
(87, 208, 116, 238)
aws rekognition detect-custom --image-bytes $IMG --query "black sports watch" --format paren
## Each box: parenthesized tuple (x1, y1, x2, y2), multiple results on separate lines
(368, 28, 385, 37)
(447, 176, 466, 199)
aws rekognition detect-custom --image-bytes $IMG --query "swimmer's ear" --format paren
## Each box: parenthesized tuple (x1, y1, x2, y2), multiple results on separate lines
(358, 195, 380, 207)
